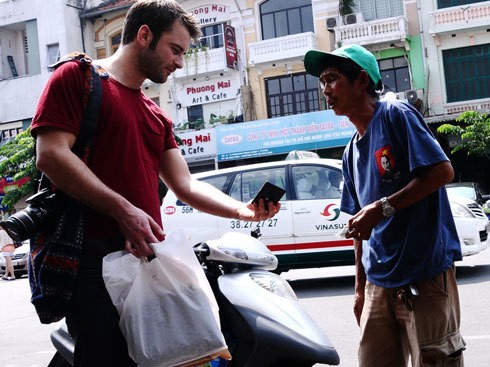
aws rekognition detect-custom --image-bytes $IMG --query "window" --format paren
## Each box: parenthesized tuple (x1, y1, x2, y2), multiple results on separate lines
(265, 73, 320, 118)
(201, 174, 234, 193)
(46, 43, 60, 66)
(378, 56, 410, 93)
(260, 0, 314, 40)
(229, 167, 287, 202)
(194, 24, 224, 50)
(111, 33, 121, 55)
(178, 172, 234, 205)
(292, 165, 342, 200)
(438, 0, 482, 9)
(360, 0, 403, 21)
(443, 44, 490, 103)
(187, 105, 204, 129)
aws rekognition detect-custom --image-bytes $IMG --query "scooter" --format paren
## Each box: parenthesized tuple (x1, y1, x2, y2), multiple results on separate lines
(48, 229, 340, 367)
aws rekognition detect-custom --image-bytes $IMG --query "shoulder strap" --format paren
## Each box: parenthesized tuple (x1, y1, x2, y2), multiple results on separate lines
(72, 63, 102, 163)
(48, 52, 102, 162)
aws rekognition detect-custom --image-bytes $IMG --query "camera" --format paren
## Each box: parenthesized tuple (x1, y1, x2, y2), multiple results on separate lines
(1, 188, 60, 242)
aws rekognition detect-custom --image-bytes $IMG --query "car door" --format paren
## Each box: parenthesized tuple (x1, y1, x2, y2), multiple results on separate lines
(216, 166, 295, 254)
(289, 164, 354, 267)
(162, 173, 234, 245)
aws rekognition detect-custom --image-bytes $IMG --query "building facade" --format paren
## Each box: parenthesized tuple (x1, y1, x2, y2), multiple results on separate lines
(1, 0, 489, 183)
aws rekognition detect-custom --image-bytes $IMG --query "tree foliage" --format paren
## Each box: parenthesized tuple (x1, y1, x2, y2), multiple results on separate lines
(437, 111, 490, 159)
(0, 128, 38, 210)
(339, 0, 356, 16)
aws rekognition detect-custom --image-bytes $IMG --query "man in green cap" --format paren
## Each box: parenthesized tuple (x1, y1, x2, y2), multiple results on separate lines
(304, 44, 465, 366)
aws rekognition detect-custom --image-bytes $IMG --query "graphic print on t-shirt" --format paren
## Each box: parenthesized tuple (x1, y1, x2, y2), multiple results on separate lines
(375, 145, 399, 182)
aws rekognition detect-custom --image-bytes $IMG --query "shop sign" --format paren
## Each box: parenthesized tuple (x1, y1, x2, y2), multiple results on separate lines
(176, 128, 217, 162)
(181, 78, 240, 106)
(190, 4, 228, 25)
(224, 25, 238, 70)
(216, 111, 355, 161)
(0, 176, 29, 210)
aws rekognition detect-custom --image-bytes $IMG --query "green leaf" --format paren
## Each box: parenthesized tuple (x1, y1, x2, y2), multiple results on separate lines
(0, 128, 38, 211)
(436, 111, 490, 159)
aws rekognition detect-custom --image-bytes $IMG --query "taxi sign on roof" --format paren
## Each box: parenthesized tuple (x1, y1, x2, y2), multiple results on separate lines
(285, 150, 320, 160)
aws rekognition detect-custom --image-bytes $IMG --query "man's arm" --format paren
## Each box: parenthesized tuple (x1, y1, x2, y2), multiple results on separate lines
(36, 128, 163, 257)
(159, 148, 280, 221)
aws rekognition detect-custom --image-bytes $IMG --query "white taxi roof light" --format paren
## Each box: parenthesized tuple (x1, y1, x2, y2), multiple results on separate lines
(285, 150, 320, 160)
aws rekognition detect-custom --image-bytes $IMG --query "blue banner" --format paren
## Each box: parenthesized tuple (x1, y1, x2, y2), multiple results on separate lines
(216, 110, 355, 161)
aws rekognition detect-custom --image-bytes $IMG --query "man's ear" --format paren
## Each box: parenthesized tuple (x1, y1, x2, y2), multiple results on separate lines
(137, 25, 153, 47)
(358, 70, 371, 88)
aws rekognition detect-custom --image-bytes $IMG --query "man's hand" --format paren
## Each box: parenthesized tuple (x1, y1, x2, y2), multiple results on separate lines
(115, 205, 165, 258)
(345, 201, 382, 241)
(237, 198, 281, 222)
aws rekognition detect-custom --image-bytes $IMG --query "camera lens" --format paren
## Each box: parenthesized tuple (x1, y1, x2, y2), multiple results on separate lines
(2, 206, 48, 242)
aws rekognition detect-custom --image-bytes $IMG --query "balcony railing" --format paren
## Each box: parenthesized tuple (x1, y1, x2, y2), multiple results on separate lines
(334, 16, 408, 47)
(248, 32, 318, 66)
(444, 99, 490, 115)
(173, 47, 228, 79)
(429, 3, 490, 35)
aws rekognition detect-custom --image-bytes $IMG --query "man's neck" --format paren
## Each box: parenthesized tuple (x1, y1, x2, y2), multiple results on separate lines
(95, 46, 145, 89)
(348, 98, 378, 138)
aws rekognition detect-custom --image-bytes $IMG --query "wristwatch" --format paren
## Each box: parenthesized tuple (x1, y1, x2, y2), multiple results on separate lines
(380, 197, 395, 217)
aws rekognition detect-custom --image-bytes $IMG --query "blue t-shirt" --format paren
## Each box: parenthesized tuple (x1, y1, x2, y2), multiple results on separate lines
(340, 100, 462, 288)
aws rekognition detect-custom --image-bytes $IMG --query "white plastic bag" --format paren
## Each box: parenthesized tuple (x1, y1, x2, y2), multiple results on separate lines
(102, 230, 231, 367)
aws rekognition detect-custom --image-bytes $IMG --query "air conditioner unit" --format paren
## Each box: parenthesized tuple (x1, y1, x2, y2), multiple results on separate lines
(326, 17, 337, 31)
(405, 89, 424, 104)
(344, 13, 364, 25)
(405, 89, 424, 111)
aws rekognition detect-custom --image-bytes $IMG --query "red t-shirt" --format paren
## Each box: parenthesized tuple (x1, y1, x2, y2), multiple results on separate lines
(31, 61, 177, 242)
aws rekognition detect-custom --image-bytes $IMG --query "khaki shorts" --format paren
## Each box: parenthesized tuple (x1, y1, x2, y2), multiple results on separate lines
(358, 267, 466, 367)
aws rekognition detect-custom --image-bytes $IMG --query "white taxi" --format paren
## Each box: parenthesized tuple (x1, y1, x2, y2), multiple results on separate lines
(162, 158, 353, 272)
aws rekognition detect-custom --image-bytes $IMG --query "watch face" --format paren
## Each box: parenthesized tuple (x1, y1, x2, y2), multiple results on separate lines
(381, 198, 395, 216)
(383, 206, 395, 216)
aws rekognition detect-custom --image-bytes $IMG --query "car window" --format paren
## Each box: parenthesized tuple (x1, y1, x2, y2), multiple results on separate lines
(176, 174, 233, 205)
(292, 165, 342, 200)
(201, 174, 233, 192)
(446, 186, 476, 201)
(229, 167, 287, 202)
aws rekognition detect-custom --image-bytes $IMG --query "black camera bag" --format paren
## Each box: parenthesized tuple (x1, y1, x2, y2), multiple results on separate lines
(29, 53, 103, 324)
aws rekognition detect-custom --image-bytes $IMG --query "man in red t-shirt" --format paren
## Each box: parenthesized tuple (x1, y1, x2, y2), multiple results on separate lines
(31, 1, 280, 365)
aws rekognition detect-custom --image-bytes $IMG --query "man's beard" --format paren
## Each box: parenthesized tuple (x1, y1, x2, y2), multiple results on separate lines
(139, 48, 166, 84)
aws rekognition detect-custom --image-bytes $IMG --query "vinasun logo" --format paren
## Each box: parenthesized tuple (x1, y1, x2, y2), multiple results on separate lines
(320, 203, 341, 221)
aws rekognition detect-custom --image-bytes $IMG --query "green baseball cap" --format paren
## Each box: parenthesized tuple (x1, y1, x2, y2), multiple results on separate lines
(304, 44, 382, 89)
